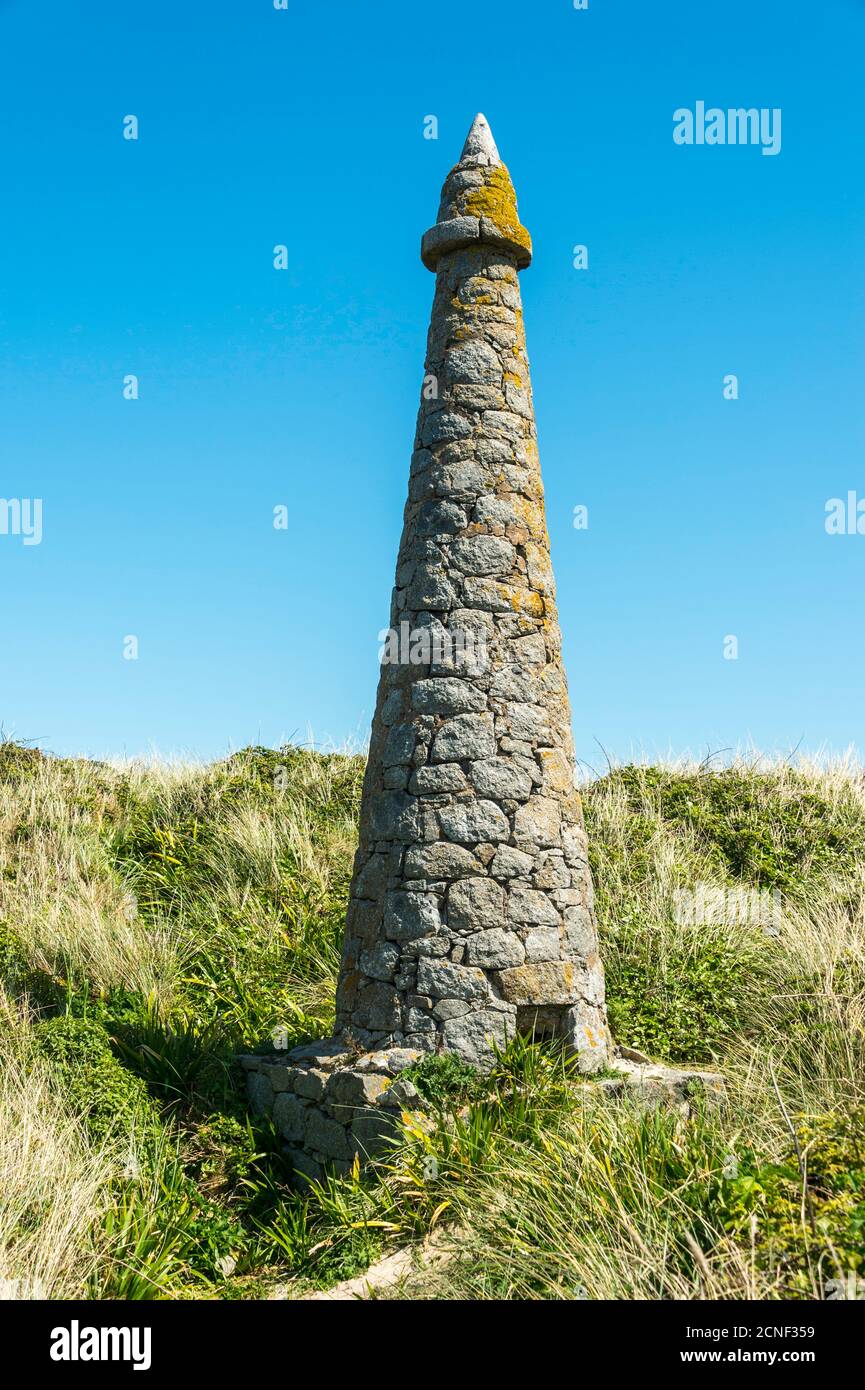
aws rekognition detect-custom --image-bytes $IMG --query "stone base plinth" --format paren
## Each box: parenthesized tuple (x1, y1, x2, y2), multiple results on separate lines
(239, 1040, 425, 1187)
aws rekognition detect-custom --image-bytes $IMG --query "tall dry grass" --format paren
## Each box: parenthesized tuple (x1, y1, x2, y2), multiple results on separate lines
(0, 990, 120, 1299)
(0, 755, 185, 1005)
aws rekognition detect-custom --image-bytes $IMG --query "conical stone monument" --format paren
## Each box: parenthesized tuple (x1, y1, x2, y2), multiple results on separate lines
(241, 117, 612, 1179)
(335, 114, 610, 1072)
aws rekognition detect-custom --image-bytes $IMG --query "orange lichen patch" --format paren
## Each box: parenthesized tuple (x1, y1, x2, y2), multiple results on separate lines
(504, 370, 523, 388)
(510, 589, 544, 617)
(560, 791, 585, 825)
(538, 748, 573, 795)
(495, 961, 577, 1006)
(513, 496, 546, 536)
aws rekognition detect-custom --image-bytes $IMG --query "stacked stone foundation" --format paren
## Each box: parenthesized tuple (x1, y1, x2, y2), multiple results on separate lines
(240, 1042, 425, 1187)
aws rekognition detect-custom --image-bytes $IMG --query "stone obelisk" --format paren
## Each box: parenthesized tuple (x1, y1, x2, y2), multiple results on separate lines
(336, 115, 609, 1071)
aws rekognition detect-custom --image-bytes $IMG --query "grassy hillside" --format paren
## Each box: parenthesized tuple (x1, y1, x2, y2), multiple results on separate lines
(0, 740, 862, 1299)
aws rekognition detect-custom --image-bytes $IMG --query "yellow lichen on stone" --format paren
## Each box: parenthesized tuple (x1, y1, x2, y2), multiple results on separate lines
(514, 496, 546, 536)
(514, 590, 545, 617)
(453, 291, 495, 309)
(463, 164, 532, 258)
(464, 163, 517, 221)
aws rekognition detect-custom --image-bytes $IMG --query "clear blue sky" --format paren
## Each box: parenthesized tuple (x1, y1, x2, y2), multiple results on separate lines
(1, 0, 862, 765)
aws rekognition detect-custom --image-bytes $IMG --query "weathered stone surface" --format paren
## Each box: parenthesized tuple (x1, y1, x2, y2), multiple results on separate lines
(406, 566, 457, 611)
(465, 928, 525, 969)
(494, 961, 581, 1007)
(438, 799, 509, 845)
(409, 763, 468, 794)
(292, 1068, 328, 1101)
(306, 1108, 351, 1161)
(285, 1146, 324, 1187)
(351, 979, 401, 1031)
(489, 844, 534, 879)
(450, 535, 515, 576)
(247, 1072, 273, 1116)
(326, 1071, 391, 1112)
(447, 876, 504, 932)
(284, 1040, 352, 1070)
(379, 1076, 419, 1108)
(563, 998, 609, 1070)
(524, 926, 561, 963)
(599, 1056, 726, 1103)
(350, 1110, 399, 1158)
(403, 842, 482, 880)
(489, 666, 540, 703)
(383, 724, 416, 767)
(359, 941, 400, 981)
(261, 1064, 293, 1093)
(352, 1047, 421, 1076)
(446, 338, 501, 385)
(513, 797, 562, 850)
(507, 884, 561, 926)
(430, 713, 496, 763)
(562, 905, 595, 957)
(562, 823, 589, 867)
(441, 1007, 514, 1066)
(354, 849, 400, 901)
(433, 998, 472, 1020)
(273, 1093, 308, 1144)
(405, 1007, 437, 1034)
(370, 792, 419, 842)
(384, 891, 441, 941)
(416, 958, 491, 1001)
(533, 850, 571, 889)
(469, 757, 533, 801)
(411, 678, 487, 715)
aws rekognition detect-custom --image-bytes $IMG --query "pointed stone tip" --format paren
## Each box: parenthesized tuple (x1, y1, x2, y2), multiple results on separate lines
(460, 112, 500, 164)
(420, 111, 531, 271)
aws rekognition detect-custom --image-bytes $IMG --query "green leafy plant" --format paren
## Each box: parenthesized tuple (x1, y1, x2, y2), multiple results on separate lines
(32, 1013, 160, 1148)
